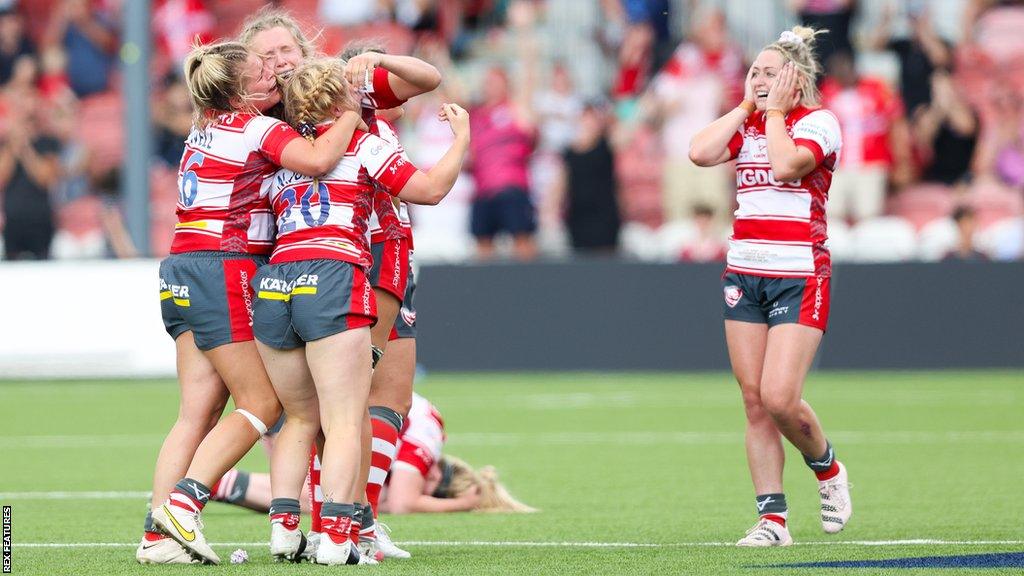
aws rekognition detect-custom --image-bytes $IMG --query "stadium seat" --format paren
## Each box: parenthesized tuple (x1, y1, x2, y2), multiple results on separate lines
(619, 222, 661, 261)
(850, 216, 917, 262)
(210, 0, 269, 38)
(917, 218, 959, 261)
(657, 219, 697, 261)
(79, 91, 124, 174)
(888, 184, 956, 231)
(825, 218, 854, 262)
(975, 217, 1024, 261)
(967, 181, 1024, 230)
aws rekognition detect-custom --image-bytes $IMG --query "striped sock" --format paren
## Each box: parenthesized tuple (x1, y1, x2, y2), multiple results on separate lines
(804, 441, 840, 481)
(169, 478, 211, 514)
(349, 504, 363, 545)
(755, 493, 788, 526)
(308, 450, 323, 533)
(366, 406, 402, 527)
(320, 502, 356, 545)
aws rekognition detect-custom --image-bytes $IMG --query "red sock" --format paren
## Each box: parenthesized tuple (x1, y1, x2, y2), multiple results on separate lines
(309, 450, 323, 532)
(143, 531, 165, 541)
(762, 514, 787, 527)
(321, 515, 351, 545)
(366, 416, 400, 520)
(349, 518, 361, 545)
(169, 489, 205, 514)
(815, 460, 840, 481)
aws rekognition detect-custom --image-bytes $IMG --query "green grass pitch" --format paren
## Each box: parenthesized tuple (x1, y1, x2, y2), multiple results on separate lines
(1, 371, 1022, 575)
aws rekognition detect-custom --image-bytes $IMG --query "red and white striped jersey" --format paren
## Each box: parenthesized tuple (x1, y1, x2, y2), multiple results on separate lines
(726, 106, 842, 277)
(268, 126, 418, 265)
(367, 118, 414, 246)
(393, 392, 445, 478)
(172, 113, 300, 254)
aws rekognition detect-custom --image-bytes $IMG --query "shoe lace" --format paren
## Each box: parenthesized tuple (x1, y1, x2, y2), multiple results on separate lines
(375, 522, 393, 541)
(744, 519, 776, 538)
(819, 477, 852, 508)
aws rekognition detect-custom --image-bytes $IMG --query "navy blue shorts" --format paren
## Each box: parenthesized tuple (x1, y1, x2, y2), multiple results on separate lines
(252, 259, 375, 349)
(722, 272, 831, 332)
(470, 186, 537, 238)
(389, 257, 416, 341)
(159, 251, 266, 351)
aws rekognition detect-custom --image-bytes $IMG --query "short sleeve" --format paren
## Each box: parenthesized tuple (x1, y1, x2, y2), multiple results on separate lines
(362, 66, 407, 111)
(250, 117, 301, 166)
(792, 110, 842, 164)
(393, 439, 436, 478)
(355, 132, 418, 196)
(727, 129, 744, 160)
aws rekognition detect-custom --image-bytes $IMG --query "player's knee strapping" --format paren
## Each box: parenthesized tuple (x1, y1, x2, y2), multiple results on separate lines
(236, 408, 269, 436)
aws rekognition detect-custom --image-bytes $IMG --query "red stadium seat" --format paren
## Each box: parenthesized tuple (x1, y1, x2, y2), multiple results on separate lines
(968, 180, 1024, 230)
(79, 91, 125, 174)
(210, 0, 269, 39)
(887, 184, 956, 231)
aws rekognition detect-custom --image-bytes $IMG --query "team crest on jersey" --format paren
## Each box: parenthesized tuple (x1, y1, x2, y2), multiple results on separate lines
(724, 285, 743, 308)
(400, 307, 417, 326)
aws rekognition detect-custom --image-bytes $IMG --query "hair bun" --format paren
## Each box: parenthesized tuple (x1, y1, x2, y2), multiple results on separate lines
(297, 121, 317, 138)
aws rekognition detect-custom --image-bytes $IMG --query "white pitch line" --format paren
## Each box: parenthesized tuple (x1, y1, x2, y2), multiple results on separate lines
(0, 491, 150, 500)
(12, 540, 1024, 549)
(4, 430, 1024, 450)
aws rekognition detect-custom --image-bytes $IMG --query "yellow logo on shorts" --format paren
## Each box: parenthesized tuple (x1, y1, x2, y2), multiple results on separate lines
(257, 275, 318, 301)
(160, 279, 191, 307)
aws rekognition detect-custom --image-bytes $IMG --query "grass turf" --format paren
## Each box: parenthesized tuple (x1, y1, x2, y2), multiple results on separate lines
(1, 371, 1022, 575)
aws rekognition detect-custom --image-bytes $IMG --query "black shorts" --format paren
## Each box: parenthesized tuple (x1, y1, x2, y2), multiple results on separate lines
(470, 186, 537, 238)
(722, 272, 830, 332)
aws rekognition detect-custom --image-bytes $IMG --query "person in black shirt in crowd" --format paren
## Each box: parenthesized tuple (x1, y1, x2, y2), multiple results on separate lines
(555, 101, 621, 254)
(914, 71, 978, 186)
(869, 2, 952, 117)
(0, 98, 62, 260)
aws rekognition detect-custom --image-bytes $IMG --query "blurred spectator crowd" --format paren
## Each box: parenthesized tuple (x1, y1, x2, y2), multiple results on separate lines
(0, 0, 1021, 263)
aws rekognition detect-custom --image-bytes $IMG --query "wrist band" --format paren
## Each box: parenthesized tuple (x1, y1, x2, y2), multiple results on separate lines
(766, 108, 785, 119)
(737, 100, 756, 114)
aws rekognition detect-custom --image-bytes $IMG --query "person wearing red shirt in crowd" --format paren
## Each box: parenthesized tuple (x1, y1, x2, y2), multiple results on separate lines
(689, 27, 852, 547)
(820, 50, 912, 222)
(644, 7, 745, 223)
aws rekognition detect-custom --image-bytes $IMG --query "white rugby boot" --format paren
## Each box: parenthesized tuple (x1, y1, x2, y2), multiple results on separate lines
(151, 502, 220, 564)
(299, 531, 320, 562)
(736, 517, 793, 547)
(819, 461, 853, 533)
(269, 513, 307, 562)
(316, 517, 377, 565)
(357, 537, 385, 563)
(135, 534, 199, 564)
(375, 521, 411, 559)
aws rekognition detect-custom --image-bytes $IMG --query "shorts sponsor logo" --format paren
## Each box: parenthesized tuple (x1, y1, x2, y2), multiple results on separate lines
(362, 280, 372, 315)
(391, 242, 403, 288)
(724, 285, 743, 308)
(159, 279, 191, 307)
(400, 307, 416, 326)
(239, 270, 254, 326)
(812, 276, 824, 322)
(257, 274, 318, 301)
(768, 301, 789, 319)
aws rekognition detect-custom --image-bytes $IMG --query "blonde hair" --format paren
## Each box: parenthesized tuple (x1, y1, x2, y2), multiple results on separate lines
(182, 41, 252, 127)
(282, 58, 358, 138)
(763, 26, 827, 107)
(442, 455, 538, 513)
(238, 6, 317, 60)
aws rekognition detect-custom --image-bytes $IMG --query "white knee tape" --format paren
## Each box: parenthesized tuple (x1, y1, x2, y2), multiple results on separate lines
(236, 409, 269, 436)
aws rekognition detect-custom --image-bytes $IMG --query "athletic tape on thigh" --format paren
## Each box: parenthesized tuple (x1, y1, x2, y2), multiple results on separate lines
(236, 409, 269, 436)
